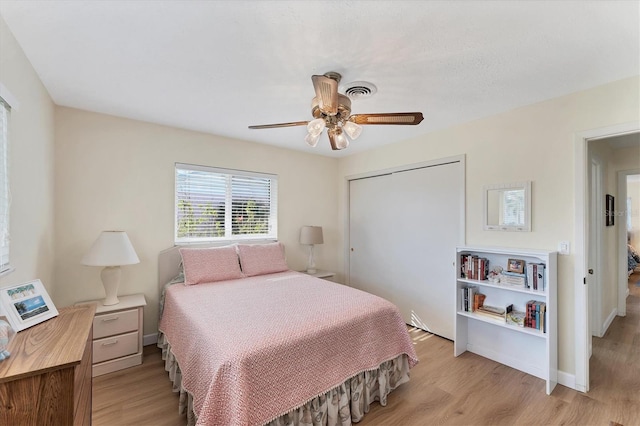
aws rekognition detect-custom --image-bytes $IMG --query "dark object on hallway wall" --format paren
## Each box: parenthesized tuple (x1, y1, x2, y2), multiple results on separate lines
(606, 194, 615, 226)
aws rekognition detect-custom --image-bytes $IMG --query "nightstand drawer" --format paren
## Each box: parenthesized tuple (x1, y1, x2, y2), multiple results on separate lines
(93, 331, 139, 363)
(93, 309, 138, 339)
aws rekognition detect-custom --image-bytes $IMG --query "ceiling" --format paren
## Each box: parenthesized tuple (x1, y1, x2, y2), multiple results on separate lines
(0, 1, 638, 157)
(606, 132, 640, 150)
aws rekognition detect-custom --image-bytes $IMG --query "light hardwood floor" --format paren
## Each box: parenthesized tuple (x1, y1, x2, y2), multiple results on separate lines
(93, 273, 640, 425)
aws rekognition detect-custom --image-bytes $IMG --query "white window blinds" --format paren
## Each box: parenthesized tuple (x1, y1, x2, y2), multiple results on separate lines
(0, 99, 10, 273)
(175, 163, 277, 243)
(502, 189, 525, 226)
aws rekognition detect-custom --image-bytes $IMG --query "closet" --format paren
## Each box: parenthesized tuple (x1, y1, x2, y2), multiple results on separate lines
(348, 158, 464, 340)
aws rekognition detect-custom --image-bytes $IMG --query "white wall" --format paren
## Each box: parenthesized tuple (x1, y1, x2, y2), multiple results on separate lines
(54, 107, 339, 335)
(0, 17, 56, 293)
(337, 75, 640, 380)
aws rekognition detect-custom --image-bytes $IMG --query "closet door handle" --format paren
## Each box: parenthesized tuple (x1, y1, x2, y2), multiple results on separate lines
(588, 269, 594, 274)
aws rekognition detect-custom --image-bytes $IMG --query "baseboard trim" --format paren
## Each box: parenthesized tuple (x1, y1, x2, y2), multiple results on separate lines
(601, 308, 617, 336)
(557, 370, 576, 390)
(143, 333, 158, 346)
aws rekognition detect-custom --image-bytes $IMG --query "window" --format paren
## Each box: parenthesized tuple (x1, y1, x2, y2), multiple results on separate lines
(0, 98, 10, 274)
(501, 189, 525, 226)
(175, 163, 277, 243)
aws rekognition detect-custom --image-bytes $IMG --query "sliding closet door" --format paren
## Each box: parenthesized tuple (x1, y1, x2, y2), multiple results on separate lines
(390, 162, 461, 340)
(348, 174, 397, 305)
(349, 160, 462, 340)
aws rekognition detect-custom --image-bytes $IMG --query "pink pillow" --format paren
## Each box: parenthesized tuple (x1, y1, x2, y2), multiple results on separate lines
(237, 242, 289, 277)
(179, 246, 244, 285)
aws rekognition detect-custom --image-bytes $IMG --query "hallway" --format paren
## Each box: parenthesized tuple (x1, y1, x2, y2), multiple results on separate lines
(588, 271, 640, 424)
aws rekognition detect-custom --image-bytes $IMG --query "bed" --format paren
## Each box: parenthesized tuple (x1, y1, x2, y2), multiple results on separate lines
(629, 243, 640, 276)
(157, 243, 418, 426)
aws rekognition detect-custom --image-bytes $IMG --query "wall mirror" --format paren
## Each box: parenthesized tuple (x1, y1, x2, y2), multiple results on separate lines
(483, 181, 531, 231)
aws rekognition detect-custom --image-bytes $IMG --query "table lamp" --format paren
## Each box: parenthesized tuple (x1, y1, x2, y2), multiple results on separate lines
(82, 231, 140, 306)
(300, 226, 323, 274)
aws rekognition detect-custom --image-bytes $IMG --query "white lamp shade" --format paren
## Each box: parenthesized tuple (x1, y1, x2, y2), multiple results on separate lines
(82, 231, 140, 266)
(300, 226, 324, 245)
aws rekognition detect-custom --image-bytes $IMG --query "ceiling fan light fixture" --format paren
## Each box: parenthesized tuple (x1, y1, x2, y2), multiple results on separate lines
(328, 127, 349, 150)
(342, 121, 362, 140)
(305, 132, 320, 147)
(336, 132, 349, 150)
(307, 117, 326, 136)
(248, 71, 424, 152)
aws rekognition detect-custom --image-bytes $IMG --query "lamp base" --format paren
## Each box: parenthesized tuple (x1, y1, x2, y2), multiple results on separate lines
(101, 266, 121, 306)
(306, 245, 317, 275)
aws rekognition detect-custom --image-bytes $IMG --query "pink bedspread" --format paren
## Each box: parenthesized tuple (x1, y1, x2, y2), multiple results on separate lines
(159, 271, 418, 425)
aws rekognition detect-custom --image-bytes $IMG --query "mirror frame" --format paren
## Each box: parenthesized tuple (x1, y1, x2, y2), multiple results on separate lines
(483, 181, 531, 232)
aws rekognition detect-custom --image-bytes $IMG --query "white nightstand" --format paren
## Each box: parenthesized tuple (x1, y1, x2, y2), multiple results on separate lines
(77, 293, 146, 377)
(302, 269, 336, 280)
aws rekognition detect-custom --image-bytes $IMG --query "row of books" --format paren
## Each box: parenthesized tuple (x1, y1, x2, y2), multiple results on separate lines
(460, 255, 489, 280)
(526, 300, 546, 332)
(459, 286, 485, 312)
(459, 286, 546, 333)
(460, 255, 547, 293)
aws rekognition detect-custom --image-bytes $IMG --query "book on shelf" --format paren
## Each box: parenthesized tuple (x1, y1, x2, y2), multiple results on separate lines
(460, 254, 489, 280)
(473, 293, 486, 311)
(525, 300, 546, 332)
(526, 263, 546, 291)
(475, 303, 513, 321)
(500, 271, 527, 288)
(460, 286, 482, 312)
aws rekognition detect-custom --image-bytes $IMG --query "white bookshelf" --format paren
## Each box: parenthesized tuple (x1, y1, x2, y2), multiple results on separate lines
(454, 246, 558, 395)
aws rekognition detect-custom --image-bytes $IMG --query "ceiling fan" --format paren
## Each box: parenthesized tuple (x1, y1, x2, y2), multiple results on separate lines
(248, 72, 424, 151)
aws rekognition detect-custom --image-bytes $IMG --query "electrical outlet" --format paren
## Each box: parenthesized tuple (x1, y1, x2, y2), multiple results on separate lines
(558, 241, 570, 255)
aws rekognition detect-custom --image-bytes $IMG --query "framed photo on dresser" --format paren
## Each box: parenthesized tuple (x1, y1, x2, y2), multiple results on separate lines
(0, 279, 58, 332)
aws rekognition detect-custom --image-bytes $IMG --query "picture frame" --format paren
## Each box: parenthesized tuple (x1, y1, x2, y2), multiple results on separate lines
(606, 194, 614, 227)
(0, 279, 58, 332)
(507, 258, 525, 274)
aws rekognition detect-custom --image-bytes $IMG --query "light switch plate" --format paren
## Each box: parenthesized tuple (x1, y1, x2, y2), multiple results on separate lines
(558, 241, 570, 255)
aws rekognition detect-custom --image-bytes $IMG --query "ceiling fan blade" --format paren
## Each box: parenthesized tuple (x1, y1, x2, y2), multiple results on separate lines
(349, 112, 424, 125)
(312, 75, 338, 116)
(248, 121, 309, 129)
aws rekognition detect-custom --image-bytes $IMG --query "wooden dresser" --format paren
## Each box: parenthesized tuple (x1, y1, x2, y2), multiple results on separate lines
(0, 304, 96, 425)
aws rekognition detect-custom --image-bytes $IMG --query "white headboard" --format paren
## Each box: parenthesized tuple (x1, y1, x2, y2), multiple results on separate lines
(158, 246, 184, 290)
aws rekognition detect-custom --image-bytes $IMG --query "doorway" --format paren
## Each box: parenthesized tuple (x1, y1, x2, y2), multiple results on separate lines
(619, 170, 640, 315)
(575, 124, 640, 393)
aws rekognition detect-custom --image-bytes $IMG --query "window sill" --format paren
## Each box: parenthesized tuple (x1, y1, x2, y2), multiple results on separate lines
(0, 266, 15, 277)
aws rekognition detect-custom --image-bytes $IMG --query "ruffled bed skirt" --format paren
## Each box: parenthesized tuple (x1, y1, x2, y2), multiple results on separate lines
(157, 332, 411, 426)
